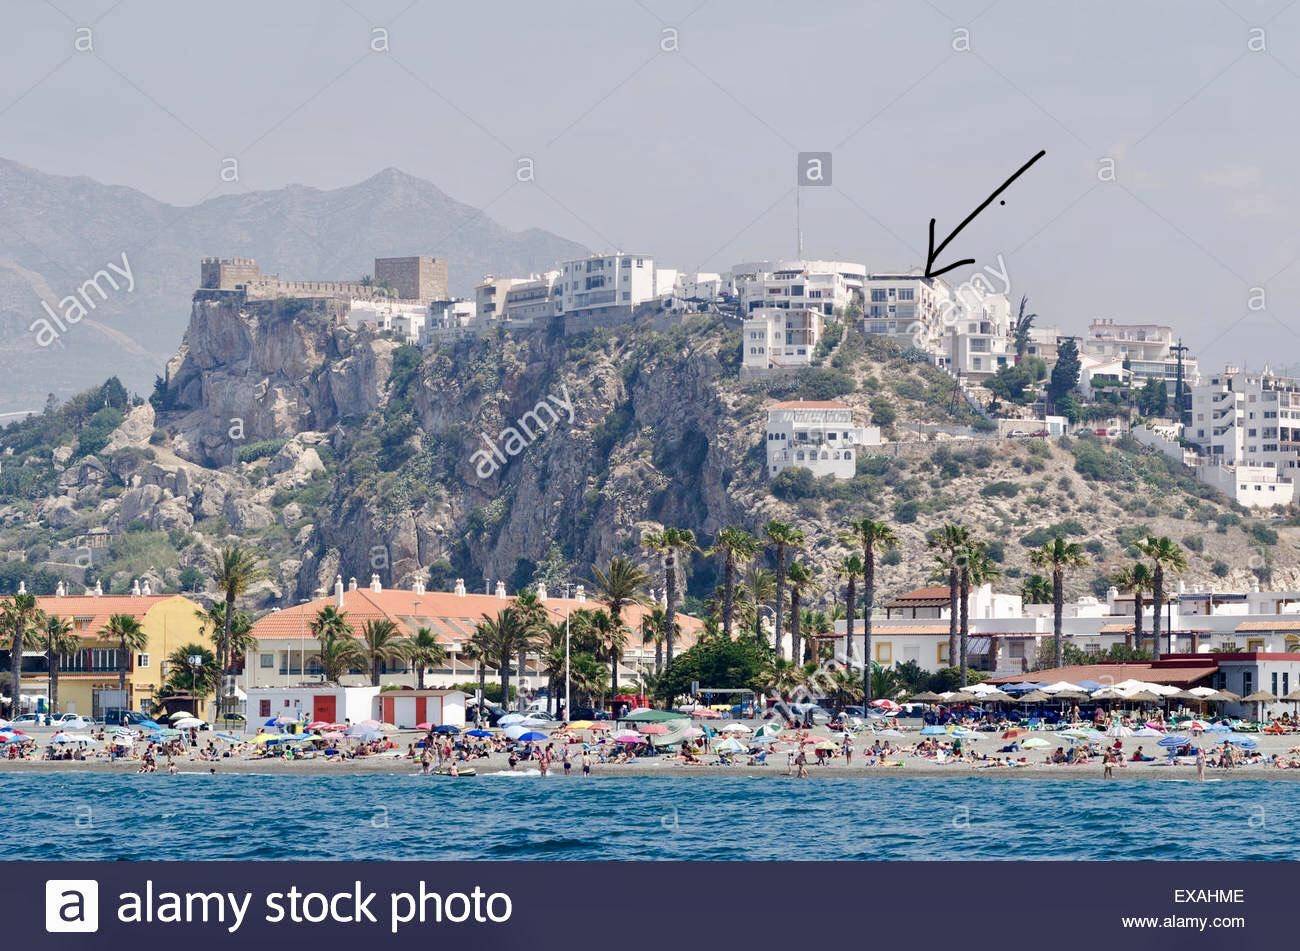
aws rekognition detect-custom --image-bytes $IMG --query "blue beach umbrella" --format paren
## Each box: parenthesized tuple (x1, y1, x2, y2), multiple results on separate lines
(433, 724, 460, 734)
(516, 730, 548, 742)
(920, 725, 948, 736)
(1157, 734, 1190, 748)
(465, 729, 492, 738)
(1226, 734, 1258, 749)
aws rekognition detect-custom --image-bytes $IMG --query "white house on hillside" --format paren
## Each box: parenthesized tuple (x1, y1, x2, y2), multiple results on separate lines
(743, 307, 823, 374)
(765, 400, 879, 480)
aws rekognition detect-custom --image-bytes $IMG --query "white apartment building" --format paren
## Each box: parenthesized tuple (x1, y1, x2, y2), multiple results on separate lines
(675, 272, 724, 302)
(475, 275, 524, 324)
(346, 298, 428, 344)
(502, 271, 560, 325)
(863, 273, 953, 351)
(559, 252, 656, 319)
(765, 399, 880, 480)
(731, 259, 865, 318)
(1084, 319, 1199, 390)
(421, 298, 479, 344)
(1184, 366, 1300, 507)
(942, 292, 1015, 380)
(743, 307, 823, 374)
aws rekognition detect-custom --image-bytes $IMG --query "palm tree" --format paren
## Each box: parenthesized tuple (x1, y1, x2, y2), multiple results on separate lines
(589, 609, 628, 695)
(764, 521, 805, 661)
(849, 517, 897, 700)
(870, 662, 903, 701)
(745, 565, 776, 643)
(1030, 537, 1090, 668)
(1136, 536, 1188, 660)
(785, 561, 814, 665)
(101, 613, 148, 695)
(640, 607, 670, 675)
(590, 556, 650, 695)
(1020, 574, 1052, 605)
(310, 605, 350, 644)
(210, 546, 263, 717)
(464, 624, 493, 725)
(512, 590, 550, 710)
(838, 553, 864, 665)
(478, 608, 533, 705)
(163, 644, 220, 703)
(316, 631, 364, 684)
(708, 527, 760, 640)
(958, 540, 1000, 686)
(642, 527, 696, 665)
(1011, 294, 1036, 361)
(2, 593, 41, 719)
(536, 621, 570, 716)
(1111, 563, 1154, 654)
(359, 619, 411, 686)
(407, 627, 447, 690)
(40, 614, 79, 717)
(195, 603, 255, 672)
(928, 524, 969, 670)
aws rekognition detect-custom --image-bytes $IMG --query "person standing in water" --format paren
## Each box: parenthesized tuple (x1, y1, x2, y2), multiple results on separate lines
(1196, 745, 1206, 781)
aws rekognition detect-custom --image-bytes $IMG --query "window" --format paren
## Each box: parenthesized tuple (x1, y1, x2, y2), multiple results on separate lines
(135, 653, 149, 669)
(874, 642, 892, 663)
(937, 643, 949, 665)
(1243, 671, 1253, 696)
(260, 653, 274, 669)
(259, 700, 271, 717)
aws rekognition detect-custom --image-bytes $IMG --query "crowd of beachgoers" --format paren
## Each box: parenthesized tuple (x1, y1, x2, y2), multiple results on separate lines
(7, 704, 1300, 779)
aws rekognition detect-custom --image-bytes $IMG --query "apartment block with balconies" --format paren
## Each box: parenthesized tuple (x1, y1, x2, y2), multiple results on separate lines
(764, 400, 880, 480)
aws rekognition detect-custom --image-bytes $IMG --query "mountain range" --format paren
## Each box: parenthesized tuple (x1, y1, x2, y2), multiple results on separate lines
(0, 159, 587, 414)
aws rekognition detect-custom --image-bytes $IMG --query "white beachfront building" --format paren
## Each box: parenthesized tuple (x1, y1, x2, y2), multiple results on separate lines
(421, 298, 478, 344)
(839, 581, 1300, 703)
(502, 271, 561, 326)
(764, 400, 880, 480)
(731, 259, 864, 318)
(742, 307, 824, 374)
(1184, 366, 1300, 508)
(863, 273, 953, 351)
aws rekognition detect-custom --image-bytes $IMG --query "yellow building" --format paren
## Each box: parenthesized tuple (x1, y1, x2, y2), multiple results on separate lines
(31, 593, 209, 719)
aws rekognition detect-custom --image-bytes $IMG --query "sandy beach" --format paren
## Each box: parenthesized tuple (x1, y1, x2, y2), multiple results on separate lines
(6, 729, 1300, 781)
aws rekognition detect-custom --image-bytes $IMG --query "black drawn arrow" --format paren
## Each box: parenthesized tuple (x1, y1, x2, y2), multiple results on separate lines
(924, 149, 1046, 279)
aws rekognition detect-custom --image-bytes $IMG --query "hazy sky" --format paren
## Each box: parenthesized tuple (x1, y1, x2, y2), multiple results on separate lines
(4, 0, 1300, 368)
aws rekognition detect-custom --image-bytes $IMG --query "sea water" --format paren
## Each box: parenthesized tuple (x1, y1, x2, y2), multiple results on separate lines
(2, 773, 1296, 861)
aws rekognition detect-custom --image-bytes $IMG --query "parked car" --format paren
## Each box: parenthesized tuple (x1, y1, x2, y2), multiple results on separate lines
(567, 705, 611, 721)
(101, 710, 162, 728)
(1007, 429, 1030, 438)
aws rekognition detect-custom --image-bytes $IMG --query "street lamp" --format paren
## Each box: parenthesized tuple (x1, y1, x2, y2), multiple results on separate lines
(187, 653, 204, 719)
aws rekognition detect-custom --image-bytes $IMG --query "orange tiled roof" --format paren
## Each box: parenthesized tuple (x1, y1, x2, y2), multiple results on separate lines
(34, 595, 175, 636)
(251, 587, 705, 645)
(770, 400, 851, 410)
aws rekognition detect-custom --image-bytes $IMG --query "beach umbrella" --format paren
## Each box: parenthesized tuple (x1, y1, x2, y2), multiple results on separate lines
(1226, 734, 1258, 749)
(564, 720, 593, 731)
(638, 723, 670, 735)
(465, 728, 492, 738)
(1157, 734, 1190, 748)
(755, 722, 783, 738)
(943, 691, 977, 703)
(50, 731, 73, 744)
(1125, 690, 1162, 703)
(720, 723, 753, 734)
(497, 713, 525, 726)
(306, 720, 332, 730)
(250, 733, 278, 745)
(1187, 686, 1221, 698)
(1040, 681, 1082, 694)
(513, 730, 548, 742)
(875, 728, 905, 738)
(1206, 722, 1232, 733)
(1185, 719, 1209, 733)
(1019, 690, 1052, 703)
(166, 710, 191, 720)
(1002, 682, 1044, 694)
(1021, 737, 1050, 749)
(1241, 690, 1277, 703)
(691, 707, 721, 719)
(263, 718, 279, 727)
(920, 725, 948, 736)
(950, 727, 982, 740)
(1092, 687, 1127, 700)
(908, 691, 943, 703)
(172, 717, 205, 730)
(1214, 690, 1241, 702)
(870, 698, 902, 711)
(749, 733, 779, 745)
(713, 737, 746, 753)
(433, 724, 461, 734)
(979, 690, 1015, 704)
(1106, 724, 1134, 737)
(1132, 727, 1164, 737)
(1283, 689, 1300, 702)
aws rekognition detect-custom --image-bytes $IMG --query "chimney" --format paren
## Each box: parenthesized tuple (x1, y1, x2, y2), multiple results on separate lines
(334, 575, 345, 609)
(454, 578, 466, 597)
(17, 580, 26, 595)
(576, 585, 587, 603)
(94, 581, 103, 597)
(495, 581, 507, 598)
(348, 576, 358, 591)
(131, 578, 141, 596)
(413, 576, 426, 595)
(485, 579, 492, 595)
(55, 581, 66, 597)
(142, 579, 152, 596)
(370, 574, 382, 592)
(536, 582, 548, 601)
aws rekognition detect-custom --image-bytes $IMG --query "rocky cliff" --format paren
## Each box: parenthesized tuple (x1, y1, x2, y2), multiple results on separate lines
(4, 291, 1300, 608)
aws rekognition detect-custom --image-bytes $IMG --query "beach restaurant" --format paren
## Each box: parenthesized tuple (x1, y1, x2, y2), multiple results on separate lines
(991, 652, 1300, 719)
(243, 685, 467, 729)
